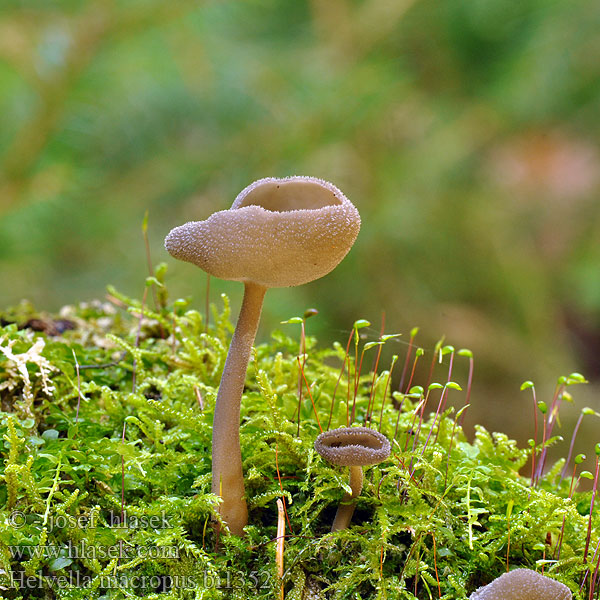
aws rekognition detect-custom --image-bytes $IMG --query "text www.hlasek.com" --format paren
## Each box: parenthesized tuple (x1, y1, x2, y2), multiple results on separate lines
(9, 541, 179, 561)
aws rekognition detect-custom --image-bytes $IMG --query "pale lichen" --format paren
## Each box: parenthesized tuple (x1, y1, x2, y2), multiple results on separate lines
(0, 334, 56, 417)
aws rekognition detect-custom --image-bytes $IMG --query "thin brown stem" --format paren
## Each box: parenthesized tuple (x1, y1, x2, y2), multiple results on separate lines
(377, 355, 397, 432)
(211, 281, 266, 535)
(331, 465, 363, 531)
(296, 320, 306, 436)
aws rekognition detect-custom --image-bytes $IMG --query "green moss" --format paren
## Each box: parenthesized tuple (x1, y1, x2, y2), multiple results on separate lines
(0, 277, 596, 599)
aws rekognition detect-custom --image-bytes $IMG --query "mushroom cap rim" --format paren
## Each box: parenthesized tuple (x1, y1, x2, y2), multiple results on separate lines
(231, 175, 350, 212)
(314, 427, 391, 467)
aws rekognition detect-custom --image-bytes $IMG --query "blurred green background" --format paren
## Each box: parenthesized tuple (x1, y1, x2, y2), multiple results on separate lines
(1, 0, 599, 457)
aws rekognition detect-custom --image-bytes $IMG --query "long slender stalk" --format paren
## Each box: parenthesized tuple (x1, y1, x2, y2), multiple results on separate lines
(296, 319, 306, 436)
(211, 282, 266, 536)
(365, 315, 386, 423)
(590, 550, 600, 600)
(393, 349, 422, 443)
(561, 408, 597, 482)
(403, 348, 421, 394)
(421, 386, 447, 455)
(377, 355, 398, 432)
(366, 347, 384, 423)
(443, 404, 470, 491)
(327, 329, 353, 430)
(584, 452, 600, 564)
(535, 409, 548, 487)
(407, 392, 427, 452)
(398, 328, 418, 394)
(432, 349, 455, 445)
(556, 453, 585, 560)
(458, 351, 473, 427)
(535, 382, 565, 481)
(530, 385, 538, 487)
(298, 357, 323, 432)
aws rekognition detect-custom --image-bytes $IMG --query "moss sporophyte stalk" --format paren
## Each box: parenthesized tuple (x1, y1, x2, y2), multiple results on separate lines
(0, 186, 598, 598)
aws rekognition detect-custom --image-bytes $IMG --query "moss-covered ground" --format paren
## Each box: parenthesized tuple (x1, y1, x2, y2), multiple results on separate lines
(0, 271, 597, 599)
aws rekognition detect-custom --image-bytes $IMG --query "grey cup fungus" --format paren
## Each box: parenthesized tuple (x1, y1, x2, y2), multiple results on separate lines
(165, 176, 360, 536)
(314, 426, 391, 466)
(469, 568, 572, 600)
(315, 427, 390, 531)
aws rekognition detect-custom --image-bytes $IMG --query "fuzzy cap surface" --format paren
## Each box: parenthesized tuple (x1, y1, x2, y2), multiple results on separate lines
(469, 569, 572, 600)
(165, 176, 360, 288)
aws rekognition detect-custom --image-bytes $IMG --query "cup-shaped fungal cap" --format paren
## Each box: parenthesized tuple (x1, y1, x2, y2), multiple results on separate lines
(469, 569, 572, 600)
(164, 176, 360, 288)
(314, 427, 391, 467)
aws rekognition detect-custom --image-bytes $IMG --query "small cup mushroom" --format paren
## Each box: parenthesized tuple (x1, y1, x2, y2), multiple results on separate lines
(165, 176, 360, 535)
(469, 568, 572, 600)
(314, 426, 390, 531)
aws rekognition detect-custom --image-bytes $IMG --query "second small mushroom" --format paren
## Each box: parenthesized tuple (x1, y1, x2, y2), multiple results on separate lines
(469, 568, 572, 600)
(315, 426, 391, 531)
